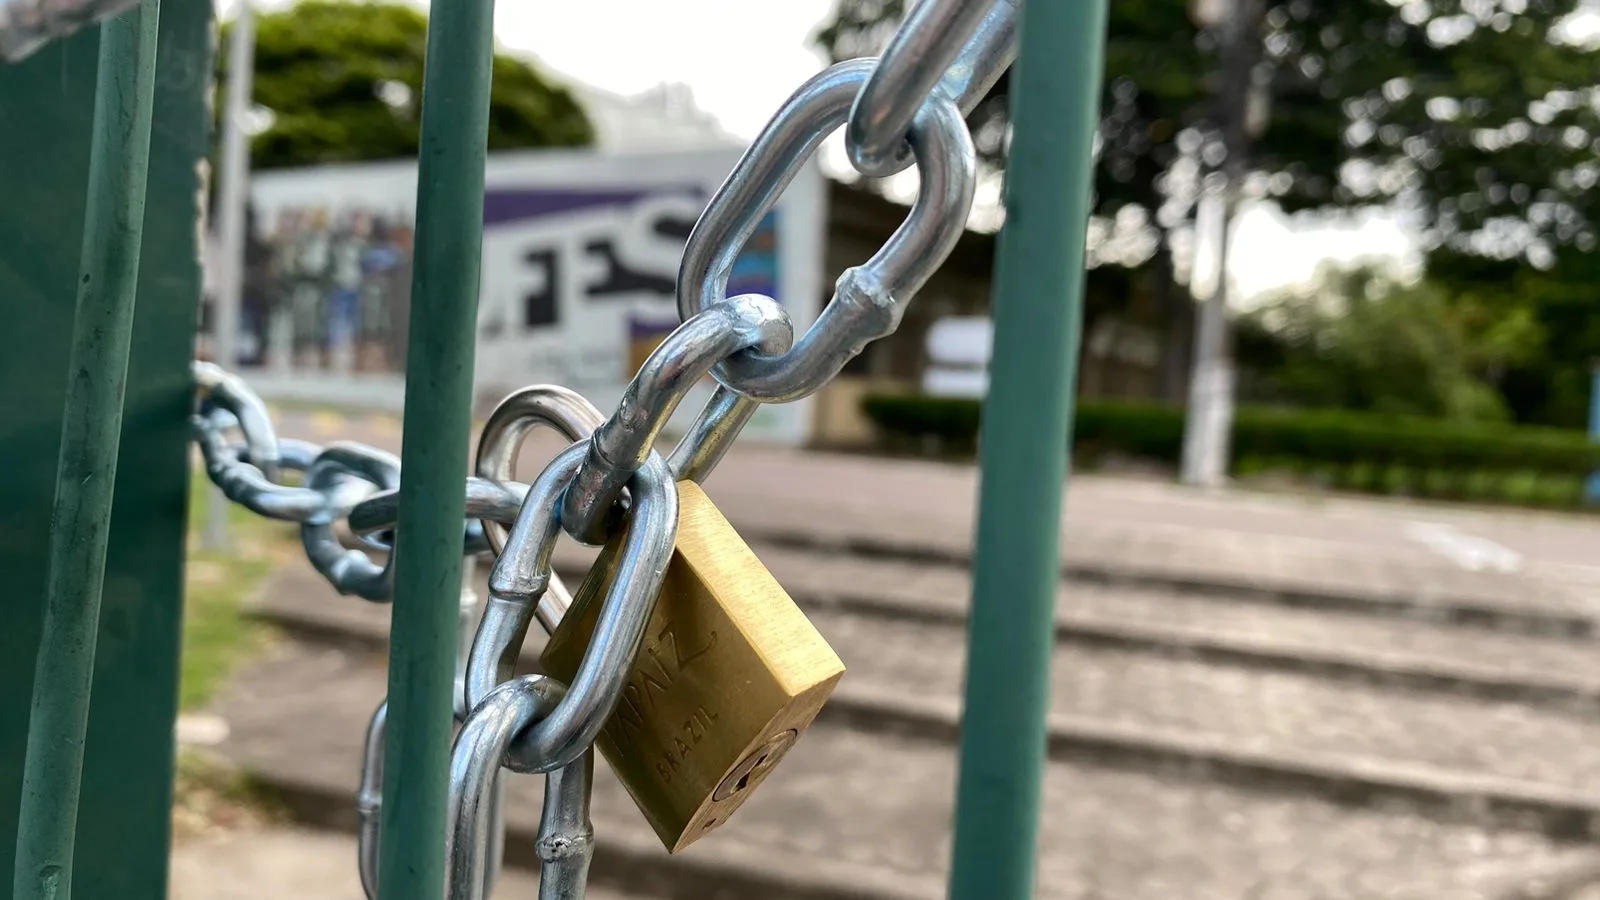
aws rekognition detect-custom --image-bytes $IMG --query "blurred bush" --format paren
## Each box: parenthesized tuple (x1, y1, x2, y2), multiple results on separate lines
(1235, 267, 1534, 425)
(859, 394, 1600, 508)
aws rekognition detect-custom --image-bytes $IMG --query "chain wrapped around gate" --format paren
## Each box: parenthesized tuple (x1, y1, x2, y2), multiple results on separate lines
(190, 1, 1018, 895)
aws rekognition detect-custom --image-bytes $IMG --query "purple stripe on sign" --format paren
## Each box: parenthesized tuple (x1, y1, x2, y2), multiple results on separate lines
(482, 186, 708, 227)
(629, 316, 678, 341)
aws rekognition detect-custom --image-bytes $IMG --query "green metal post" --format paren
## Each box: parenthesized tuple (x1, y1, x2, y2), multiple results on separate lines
(11, 4, 162, 898)
(377, 0, 497, 896)
(0, 0, 208, 894)
(946, 1, 1107, 898)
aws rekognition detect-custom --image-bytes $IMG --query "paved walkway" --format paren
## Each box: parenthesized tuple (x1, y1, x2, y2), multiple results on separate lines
(272, 406, 1600, 561)
(189, 407, 1600, 900)
(213, 633, 1600, 900)
(268, 408, 1600, 620)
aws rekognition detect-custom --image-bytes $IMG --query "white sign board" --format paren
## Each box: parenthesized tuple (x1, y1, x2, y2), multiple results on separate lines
(921, 315, 992, 399)
(246, 147, 828, 446)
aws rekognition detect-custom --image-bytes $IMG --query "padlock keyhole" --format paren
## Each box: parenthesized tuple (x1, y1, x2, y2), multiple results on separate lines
(712, 729, 799, 803)
(734, 754, 768, 793)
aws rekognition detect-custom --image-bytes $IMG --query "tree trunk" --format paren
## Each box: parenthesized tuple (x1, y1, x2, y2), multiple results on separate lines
(1155, 242, 1192, 405)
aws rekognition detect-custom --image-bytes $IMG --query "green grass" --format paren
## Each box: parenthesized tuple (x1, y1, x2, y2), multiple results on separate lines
(179, 468, 297, 712)
(171, 746, 292, 837)
(169, 468, 302, 834)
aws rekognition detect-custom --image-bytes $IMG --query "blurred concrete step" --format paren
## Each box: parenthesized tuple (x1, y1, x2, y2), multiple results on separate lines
(723, 529, 1600, 639)
(325, 497, 1598, 641)
(293, 433, 1597, 640)
(316, 534, 1600, 706)
(730, 545, 1600, 708)
(254, 566, 1600, 839)
(212, 639, 1600, 900)
(696, 495, 1600, 639)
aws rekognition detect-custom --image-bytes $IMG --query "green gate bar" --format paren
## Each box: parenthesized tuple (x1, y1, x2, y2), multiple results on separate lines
(947, 1, 1108, 898)
(377, 0, 499, 894)
(11, 4, 163, 898)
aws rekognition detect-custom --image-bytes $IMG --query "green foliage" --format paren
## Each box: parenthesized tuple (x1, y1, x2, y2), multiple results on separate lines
(860, 391, 983, 451)
(820, 1, 1600, 433)
(819, 0, 1206, 234)
(1236, 265, 1526, 423)
(859, 393, 1600, 507)
(1293, 1, 1600, 261)
(813, 0, 1600, 254)
(1429, 247, 1600, 427)
(221, 0, 594, 170)
(181, 468, 289, 711)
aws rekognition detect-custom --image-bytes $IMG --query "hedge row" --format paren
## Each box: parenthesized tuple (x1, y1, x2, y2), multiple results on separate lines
(859, 394, 1600, 505)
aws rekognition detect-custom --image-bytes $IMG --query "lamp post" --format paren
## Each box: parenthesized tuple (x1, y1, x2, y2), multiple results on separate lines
(1179, 0, 1267, 488)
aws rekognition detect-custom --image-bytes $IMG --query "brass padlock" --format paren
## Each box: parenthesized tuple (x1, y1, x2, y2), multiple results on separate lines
(541, 480, 844, 853)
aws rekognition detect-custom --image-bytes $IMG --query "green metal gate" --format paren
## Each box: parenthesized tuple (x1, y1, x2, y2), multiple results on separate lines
(0, 0, 1107, 898)
(1, 0, 210, 895)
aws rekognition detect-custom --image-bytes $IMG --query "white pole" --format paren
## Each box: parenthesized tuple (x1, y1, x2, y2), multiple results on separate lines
(1179, 0, 1255, 488)
(1179, 185, 1236, 487)
(203, 0, 256, 550)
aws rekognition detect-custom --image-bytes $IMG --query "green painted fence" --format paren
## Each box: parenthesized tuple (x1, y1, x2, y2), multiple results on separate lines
(0, 0, 211, 894)
(0, 2, 1107, 898)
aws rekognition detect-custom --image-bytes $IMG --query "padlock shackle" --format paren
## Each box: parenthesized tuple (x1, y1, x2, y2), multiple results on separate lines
(666, 385, 760, 484)
(475, 384, 607, 556)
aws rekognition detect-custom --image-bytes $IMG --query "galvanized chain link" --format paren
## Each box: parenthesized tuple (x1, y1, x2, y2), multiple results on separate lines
(192, 360, 579, 605)
(190, 4, 1017, 895)
(447, 676, 594, 900)
(472, 441, 676, 774)
(358, 561, 509, 900)
(845, 0, 1019, 178)
(474, 385, 607, 556)
(559, 293, 792, 544)
(674, 64, 976, 402)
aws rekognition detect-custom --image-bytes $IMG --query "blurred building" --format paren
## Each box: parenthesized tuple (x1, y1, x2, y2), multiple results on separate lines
(204, 68, 1176, 450)
(814, 180, 1174, 449)
(563, 80, 743, 153)
(535, 64, 1176, 441)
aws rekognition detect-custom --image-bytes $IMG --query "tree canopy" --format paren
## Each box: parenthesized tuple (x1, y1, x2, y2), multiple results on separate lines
(816, 0, 1600, 427)
(220, 0, 594, 170)
(814, 0, 1600, 267)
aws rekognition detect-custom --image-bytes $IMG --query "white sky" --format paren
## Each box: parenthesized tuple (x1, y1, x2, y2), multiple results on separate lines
(492, 0, 839, 141)
(226, 0, 1416, 301)
(488, 1, 1416, 300)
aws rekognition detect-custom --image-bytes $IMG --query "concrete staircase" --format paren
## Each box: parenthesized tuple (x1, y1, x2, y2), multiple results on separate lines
(205, 533, 1600, 900)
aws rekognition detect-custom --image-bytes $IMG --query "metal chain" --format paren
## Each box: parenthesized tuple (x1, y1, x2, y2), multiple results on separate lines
(192, 361, 579, 605)
(845, 0, 1019, 178)
(190, 3, 1017, 896)
(675, 58, 974, 404)
(447, 676, 593, 900)
(559, 293, 792, 543)
(473, 440, 676, 774)
(358, 560, 509, 900)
